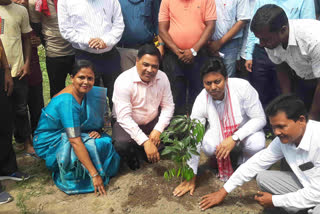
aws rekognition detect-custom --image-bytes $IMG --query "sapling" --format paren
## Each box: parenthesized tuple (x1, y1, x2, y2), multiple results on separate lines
(161, 115, 205, 182)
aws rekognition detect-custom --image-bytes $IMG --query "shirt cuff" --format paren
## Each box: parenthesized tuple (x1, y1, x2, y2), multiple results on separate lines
(153, 122, 166, 133)
(135, 132, 149, 146)
(187, 156, 199, 175)
(223, 181, 236, 193)
(234, 129, 248, 142)
(101, 35, 111, 47)
(246, 53, 253, 60)
(272, 195, 285, 207)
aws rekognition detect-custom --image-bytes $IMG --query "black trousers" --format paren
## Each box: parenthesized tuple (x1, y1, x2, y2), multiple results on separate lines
(291, 73, 317, 111)
(249, 45, 281, 109)
(162, 48, 209, 115)
(112, 116, 160, 170)
(12, 77, 31, 143)
(28, 83, 44, 135)
(46, 55, 75, 98)
(0, 70, 17, 175)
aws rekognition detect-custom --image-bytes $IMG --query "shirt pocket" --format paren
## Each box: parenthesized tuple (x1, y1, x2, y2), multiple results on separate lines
(303, 167, 318, 182)
(68, 3, 89, 26)
(222, 3, 235, 21)
(142, 0, 151, 17)
(68, 3, 87, 17)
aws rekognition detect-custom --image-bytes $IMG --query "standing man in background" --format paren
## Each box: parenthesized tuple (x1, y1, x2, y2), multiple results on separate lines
(0, 0, 35, 155)
(244, 0, 315, 109)
(207, 0, 250, 77)
(251, 4, 320, 120)
(28, 0, 75, 98)
(58, 0, 124, 108)
(0, 0, 30, 188)
(117, 0, 161, 72)
(159, 0, 216, 115)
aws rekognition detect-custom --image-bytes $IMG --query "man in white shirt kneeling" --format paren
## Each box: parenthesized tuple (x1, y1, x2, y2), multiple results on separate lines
(198, 94, 320, 213)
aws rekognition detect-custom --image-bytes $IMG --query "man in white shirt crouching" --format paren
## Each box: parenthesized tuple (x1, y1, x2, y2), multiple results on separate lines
(198, 94, 320, 213)
(173, 57, 266, 197)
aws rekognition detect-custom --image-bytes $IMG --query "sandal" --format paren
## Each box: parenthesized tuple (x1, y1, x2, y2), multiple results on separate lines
(24, 152, 41, 160)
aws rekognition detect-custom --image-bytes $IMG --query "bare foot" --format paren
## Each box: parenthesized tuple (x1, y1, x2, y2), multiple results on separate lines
(24, 137, 35, 154)
(25, 143, 35, 154)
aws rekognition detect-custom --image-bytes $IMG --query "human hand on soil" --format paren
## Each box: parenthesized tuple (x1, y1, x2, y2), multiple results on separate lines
(173, 176, 196, 197)
(89, 131, 101, 139)
(216, 136, 236, 160)
(149, 129, 161, 147)
(92, 175, 106, 196)
(199, 188, 228, 210)
(143, 140, 160, 163)
(254, 191, 274, 208)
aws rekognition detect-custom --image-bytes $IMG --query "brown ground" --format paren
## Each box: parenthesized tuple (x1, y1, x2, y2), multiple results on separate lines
(1, 151, 266, 214)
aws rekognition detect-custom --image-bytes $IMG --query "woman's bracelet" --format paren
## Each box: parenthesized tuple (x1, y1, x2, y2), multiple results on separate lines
(91, 172, 99, 178)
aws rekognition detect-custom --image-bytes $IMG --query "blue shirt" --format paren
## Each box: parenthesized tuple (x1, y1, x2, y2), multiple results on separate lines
(212, 0, 251, 41)
(118, 0, 161, 46)
(245, 0, 316, 60)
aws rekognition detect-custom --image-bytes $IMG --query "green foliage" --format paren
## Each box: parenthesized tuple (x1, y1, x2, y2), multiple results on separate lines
(161, 115, 205, 182)
(38, 45, 71, 106)
(16, 192, 29, 214)
(265, 131, 275, 140)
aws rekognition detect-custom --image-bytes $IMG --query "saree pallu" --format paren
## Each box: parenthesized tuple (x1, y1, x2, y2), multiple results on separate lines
(34, 86, 120, 194)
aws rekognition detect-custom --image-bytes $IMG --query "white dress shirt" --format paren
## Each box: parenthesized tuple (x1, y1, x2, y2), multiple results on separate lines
(212, 0, 251, 41)
(245, 0, 316, 60)
(112, 67, 174, 145)
(188, 78, 266, 174)
(58, 0, 124, 54)
(265, 19, 320, 80)
(224, 120, 320, 210)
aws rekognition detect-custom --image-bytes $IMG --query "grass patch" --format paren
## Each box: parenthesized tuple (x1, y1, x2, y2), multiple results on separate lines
(16, 192, 29, 214)
(38, 45, 71, 106)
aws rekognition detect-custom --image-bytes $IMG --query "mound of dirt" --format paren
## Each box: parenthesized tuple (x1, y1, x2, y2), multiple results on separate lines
(1, 154, 264, 214)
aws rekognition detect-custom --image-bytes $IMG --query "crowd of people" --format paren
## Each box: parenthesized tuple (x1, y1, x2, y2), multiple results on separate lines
(1, 0, 320, 213)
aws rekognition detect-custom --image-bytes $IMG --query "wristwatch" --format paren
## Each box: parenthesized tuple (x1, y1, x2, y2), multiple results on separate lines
(190, 48, 197, 56)
(232, 134, 240, 145)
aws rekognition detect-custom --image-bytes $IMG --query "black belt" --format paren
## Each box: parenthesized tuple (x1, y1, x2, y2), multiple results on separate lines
(75, 47, 118, 59)
(117, 41, 154, 50)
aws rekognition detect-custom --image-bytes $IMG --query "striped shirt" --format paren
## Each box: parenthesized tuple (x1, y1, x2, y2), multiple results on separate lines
(58, 0, 124, 54)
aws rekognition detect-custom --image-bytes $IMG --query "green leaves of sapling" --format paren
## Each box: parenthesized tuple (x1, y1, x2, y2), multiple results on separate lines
(160, 115, 205, 182)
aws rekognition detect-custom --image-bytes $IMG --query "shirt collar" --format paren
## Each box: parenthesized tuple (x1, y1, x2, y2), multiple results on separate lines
(297, 121, 312, 151)
(287, 20, 297, 47)
(132, 66, 161, 85)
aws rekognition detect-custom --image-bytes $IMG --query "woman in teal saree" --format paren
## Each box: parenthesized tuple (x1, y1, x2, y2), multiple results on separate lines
(33, 60, 120, 195)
